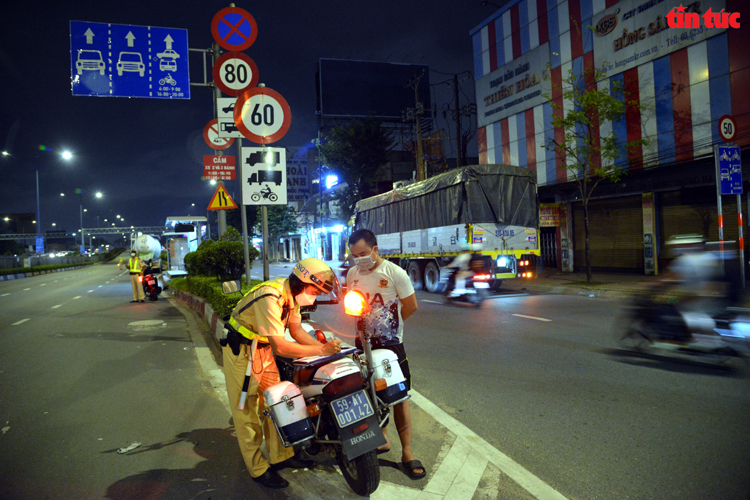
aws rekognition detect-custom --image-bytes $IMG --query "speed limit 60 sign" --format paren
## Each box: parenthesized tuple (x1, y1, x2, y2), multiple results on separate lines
(234, 86, 291, 144)
(213, 52, 259, 96)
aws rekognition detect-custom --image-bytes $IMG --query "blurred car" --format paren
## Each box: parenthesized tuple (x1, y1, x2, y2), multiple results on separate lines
(76, 50, 105, 75)
(117, 52, 145, 77)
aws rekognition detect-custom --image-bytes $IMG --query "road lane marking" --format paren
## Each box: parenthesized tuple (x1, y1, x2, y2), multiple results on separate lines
(87, 290, 94, 293)
(53, 280, 58, 282)
(12, 319, 30, 326)
(423, 300, 443, 304)
(23, 288, 31, 291)
(40, 283, 47, 287)
(51, 305, 62, 309)
(512, 314, 552, 322)
(1, 293, 9, 297)
(98, 285, 103, 288)
(410, 390, 569, 500)
(73, 296, 82, 300)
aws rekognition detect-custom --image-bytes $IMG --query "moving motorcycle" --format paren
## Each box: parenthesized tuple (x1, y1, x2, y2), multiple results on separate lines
(221, 283, 408, 496)
(140, 259, 162, 301)
(443, 270, 490, 307)
(614, 290, 750, 365)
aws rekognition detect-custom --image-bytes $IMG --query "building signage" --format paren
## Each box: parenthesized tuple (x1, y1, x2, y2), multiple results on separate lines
(540, 203, 562, 227)
(642, 193, 656, 274)
(70, 21, 190, 99)
(286, 148, 309, 202)
(203, 155, 236, 181)
(475, 43, 549, 128)
(592, 0, 728, 79)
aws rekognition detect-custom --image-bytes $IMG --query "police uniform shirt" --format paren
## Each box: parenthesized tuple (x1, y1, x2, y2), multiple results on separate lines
(347, 260, 415, 346)
(234, 277, 302, 340)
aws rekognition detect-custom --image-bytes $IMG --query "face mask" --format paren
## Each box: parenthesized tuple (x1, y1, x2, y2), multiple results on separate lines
(130, 253, 136, 258)
(354, 250, 375, 271)
(296, 291, 317, 306)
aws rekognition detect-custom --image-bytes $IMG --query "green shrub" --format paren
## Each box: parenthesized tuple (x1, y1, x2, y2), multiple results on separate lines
(173, 276, 261, 317)
(183, 226, 258, 281)
(0, 261, 96, 276)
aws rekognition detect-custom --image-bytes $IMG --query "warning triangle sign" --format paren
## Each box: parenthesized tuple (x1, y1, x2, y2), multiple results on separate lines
(207, 185, 238, 211)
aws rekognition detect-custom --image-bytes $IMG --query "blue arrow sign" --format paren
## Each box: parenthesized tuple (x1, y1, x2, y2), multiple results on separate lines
(719, 146, 742, 195)
(70, 21, 190, 99)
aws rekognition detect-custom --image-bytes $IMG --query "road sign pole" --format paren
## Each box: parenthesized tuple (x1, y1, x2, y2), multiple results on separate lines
(212, 42, 227, 239)
(738, 192, 745, 288)
(237, 138, 253, 287)
(714, 144, 725, 271)
(262, 205, 269, 282)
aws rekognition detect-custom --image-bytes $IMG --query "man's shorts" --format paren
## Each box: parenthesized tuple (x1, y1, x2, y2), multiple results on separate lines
(356, 339, 412, 391)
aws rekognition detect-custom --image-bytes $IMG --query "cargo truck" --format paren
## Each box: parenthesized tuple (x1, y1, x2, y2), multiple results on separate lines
(351, 164, 539, 292)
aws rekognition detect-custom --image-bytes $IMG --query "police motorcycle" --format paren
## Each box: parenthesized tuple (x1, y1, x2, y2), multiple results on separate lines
(220, 280, 409, 496)
(140, 259, 162, 301)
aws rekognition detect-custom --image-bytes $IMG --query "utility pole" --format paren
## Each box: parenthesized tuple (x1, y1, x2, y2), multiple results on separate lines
(407, 71, 426, 181)
(454, 74, 462, 169)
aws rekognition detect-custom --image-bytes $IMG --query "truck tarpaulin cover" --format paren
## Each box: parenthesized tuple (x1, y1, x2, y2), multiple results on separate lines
(354, 164, 537, 234)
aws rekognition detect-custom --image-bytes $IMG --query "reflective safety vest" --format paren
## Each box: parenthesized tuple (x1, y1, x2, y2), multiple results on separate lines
(229, 280, 291, 343)
(129, 257, 141, 273)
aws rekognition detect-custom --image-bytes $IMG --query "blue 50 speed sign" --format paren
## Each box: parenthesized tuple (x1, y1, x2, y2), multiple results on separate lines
(234, 87, 291, 144)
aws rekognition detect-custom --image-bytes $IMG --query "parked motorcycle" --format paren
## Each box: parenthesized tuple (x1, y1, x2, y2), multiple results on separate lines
(140, 259, 162, 301)
(443, 270, 490, 307)
(614, 291, 750, 365)
(221, 284, 409, 496)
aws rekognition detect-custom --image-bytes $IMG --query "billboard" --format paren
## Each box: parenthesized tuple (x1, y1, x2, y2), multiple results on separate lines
(475, 43, 550, 128)
(317, 59, 431, 120)
(286, 147, 310, 202)
(592, 0, 728, 79)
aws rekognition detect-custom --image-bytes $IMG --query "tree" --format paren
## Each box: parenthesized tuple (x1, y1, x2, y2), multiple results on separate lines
(255, 205, 299, 261)
(316, 117, 394, 221)
(542, 62, 648, 282)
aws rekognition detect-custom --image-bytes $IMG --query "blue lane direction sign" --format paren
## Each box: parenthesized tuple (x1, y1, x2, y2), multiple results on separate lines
(35, 236, 44, 255)
(718, 146, 742, 195)
(70, 21, 190, 99)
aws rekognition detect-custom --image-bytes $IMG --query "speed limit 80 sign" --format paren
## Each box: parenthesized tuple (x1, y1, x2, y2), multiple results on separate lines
(213, 52, 259, 96)
(234, 86, 291, 144)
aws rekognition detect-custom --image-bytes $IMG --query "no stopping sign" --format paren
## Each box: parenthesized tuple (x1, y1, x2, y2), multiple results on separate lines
(234, 87, 291, 144)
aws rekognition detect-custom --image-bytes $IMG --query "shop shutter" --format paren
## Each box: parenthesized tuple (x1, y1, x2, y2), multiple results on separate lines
(658, 189, 739, 244)
(572, 195, 643, 271)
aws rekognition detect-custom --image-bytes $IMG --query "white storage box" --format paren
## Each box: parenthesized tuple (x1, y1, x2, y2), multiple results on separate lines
(371, 349, 408, 404)
(264, 381, 314, 444)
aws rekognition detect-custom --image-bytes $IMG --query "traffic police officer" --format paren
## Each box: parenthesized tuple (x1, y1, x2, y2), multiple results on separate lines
(222, 258, 342, 489)
(128, 250, 145, 303)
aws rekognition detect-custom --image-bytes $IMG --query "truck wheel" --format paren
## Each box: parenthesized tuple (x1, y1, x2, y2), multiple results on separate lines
(423, 262, 441, 293)
(406, 261, 423, 291)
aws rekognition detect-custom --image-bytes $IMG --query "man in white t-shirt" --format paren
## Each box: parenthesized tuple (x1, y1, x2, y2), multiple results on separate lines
(346, 229, 425, 480)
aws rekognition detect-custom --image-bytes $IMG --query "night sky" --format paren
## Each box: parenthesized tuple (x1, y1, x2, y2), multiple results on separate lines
(0, 1, 495, 240)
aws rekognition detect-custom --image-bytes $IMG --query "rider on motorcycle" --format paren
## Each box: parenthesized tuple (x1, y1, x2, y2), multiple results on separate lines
(445, 243, 480, 297)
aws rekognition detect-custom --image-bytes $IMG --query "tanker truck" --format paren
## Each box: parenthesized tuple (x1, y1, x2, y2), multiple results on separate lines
(133, 234, 164, 266)
(351, 164, 539, 292)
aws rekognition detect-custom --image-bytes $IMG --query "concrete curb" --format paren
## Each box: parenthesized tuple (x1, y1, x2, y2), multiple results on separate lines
(0, 265, 91, 282)
(172, 289, 225, 345)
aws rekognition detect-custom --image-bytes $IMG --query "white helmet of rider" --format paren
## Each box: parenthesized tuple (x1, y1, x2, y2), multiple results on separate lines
(290, 258, 341, 296)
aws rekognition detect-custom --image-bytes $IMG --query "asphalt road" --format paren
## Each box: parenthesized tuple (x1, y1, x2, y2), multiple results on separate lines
(309, 286, 750, 500)
(2, 262, 749, 500)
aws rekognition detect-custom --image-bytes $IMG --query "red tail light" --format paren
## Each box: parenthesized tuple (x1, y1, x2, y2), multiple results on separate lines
(323, 372, 364, 395)
(474, 274, 491, 281)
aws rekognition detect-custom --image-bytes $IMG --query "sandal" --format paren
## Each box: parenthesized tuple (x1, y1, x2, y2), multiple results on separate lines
(401, 459, 426, 479)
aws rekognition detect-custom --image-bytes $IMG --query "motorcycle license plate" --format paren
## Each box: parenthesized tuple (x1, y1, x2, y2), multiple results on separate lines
(331, 390, 374, 428)
(147, 280, 155, 285)
(474, 282, 489, 289)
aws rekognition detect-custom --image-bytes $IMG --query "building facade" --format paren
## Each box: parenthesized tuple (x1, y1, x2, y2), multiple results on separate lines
(471, 0, 750, 273)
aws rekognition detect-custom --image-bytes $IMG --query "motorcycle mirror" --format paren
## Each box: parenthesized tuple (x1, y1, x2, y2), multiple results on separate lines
(222, 280, 242, 294)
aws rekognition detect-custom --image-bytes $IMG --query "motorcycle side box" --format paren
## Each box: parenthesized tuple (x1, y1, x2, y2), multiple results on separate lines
(264, 381, 314, 444)
(371, 349, 408, 404)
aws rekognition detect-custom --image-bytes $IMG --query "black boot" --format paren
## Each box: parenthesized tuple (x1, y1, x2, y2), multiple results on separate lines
(252, 468, 289, 489)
